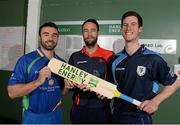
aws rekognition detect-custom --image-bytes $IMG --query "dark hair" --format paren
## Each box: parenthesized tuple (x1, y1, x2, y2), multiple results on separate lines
(82, 18, 99, 31)
(121, 11, 143, 28)
(39, 22, 59, 35)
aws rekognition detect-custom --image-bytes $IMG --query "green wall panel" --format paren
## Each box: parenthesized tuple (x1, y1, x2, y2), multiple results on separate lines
(0, 0, 27, 123)
(0, 0, 28, 26)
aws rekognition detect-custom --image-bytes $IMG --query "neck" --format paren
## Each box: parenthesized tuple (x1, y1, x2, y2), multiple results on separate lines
(41, 47, 54, 59)
(85, 44, 98, 54)
(125, 41, 140, 56)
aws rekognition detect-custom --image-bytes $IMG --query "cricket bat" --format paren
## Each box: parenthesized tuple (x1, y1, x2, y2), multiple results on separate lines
(48, 58, 141, 106)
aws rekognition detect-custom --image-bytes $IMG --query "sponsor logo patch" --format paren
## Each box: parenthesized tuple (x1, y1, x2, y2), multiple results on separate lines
(77, 61, 87, 64)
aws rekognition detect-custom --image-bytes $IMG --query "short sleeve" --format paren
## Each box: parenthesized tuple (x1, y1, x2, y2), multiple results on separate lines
(8, 56, 28, 85)
(151, 56, 177, 86)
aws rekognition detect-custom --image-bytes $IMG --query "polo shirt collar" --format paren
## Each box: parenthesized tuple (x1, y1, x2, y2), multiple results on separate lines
(80, 45, 102, 57)
(123, 44, 145, 56)
(36, 47, 58, 59)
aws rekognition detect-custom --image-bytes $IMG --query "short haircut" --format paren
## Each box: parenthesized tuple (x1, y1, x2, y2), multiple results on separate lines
(39, 22, 59, 35)
(82, 18, 99, 31)
(121, 11, 143, 28)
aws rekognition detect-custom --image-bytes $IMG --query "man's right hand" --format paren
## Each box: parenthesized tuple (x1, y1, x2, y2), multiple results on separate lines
(64, 79, 76, 89)
(76, 84, 90, 92)
(64, 79, 90, 91)
(36, 66, 52, 86)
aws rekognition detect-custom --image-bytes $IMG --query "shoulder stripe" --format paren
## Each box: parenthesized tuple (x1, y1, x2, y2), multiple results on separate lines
(27, 57, 41, 74)
(143, 48, 161, 56)
(112, 51, 127, 85)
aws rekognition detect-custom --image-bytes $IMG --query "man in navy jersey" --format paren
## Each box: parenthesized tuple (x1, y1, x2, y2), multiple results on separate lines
(110, 11, 179, 124)
(64, 19, 114, 123)
(8, 22, 66, 124)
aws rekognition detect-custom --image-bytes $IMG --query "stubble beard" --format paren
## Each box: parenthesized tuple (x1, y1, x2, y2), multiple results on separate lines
(40, 40, 57, 51)
(84, 37, 98, 48)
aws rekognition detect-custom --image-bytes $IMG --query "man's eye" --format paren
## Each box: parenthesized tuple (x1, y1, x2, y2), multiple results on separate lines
(123, 24, 127, 26)
(91, 29, 97, 32)
(83, 30, 88, 33)
(44, 34, 49, 36)
(53, 35, 58, 38)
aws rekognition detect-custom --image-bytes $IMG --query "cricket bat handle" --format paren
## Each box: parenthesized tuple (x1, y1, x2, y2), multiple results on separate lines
(114, 90, 141, 106)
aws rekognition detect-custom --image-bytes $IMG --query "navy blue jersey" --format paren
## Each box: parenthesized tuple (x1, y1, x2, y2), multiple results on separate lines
(110, 45, 177, 111)
(69, 45, 114, 108)
(8, 48, 65, 113)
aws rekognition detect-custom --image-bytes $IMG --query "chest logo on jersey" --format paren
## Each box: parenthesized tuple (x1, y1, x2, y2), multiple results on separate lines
(116, 68, 125, 71)
(77, 61, 87, 64)
(137, 66, 146, 76)
(35, 70, 39, 74)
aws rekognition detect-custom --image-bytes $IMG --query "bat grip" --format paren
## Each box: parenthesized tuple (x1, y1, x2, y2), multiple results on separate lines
(120, 93, 141, 106)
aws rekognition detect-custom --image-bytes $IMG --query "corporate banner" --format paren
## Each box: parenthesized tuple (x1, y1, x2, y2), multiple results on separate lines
(54, 20, 177, 61)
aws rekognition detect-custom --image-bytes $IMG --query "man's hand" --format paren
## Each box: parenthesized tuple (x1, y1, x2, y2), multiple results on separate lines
(138, 100, 158, 114)
(36, 66, 52, 86)
(76, 84, 90, 92)
(64, 79, 75, 89)
(96, 93, 107, 100)
(64, 79, 90, 91)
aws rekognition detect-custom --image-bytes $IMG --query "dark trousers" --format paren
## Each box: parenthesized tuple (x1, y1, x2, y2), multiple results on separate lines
(112, 111, 152, 124)
(70, 104, 112, 124)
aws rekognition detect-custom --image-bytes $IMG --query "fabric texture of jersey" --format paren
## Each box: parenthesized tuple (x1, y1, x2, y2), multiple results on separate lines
(68, 45, 114, 108)
(110, 45, 177, 112)
(22, 108, 63, 124)
(8, 48, 65, 114)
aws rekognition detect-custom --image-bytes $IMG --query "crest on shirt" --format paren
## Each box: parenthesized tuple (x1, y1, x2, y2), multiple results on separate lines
(97, 59, 105, 64)
(48, 79, 54, 86)
(137, 66, 146, 76)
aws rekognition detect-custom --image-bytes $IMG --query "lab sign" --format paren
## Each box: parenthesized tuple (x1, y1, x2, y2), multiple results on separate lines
(174, 64, 180, 81)
(140, 39, 177, 54)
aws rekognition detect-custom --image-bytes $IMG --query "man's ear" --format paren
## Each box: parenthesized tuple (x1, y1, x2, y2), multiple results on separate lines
(97, 31, 100, 35)
(139, 27, 143, 33)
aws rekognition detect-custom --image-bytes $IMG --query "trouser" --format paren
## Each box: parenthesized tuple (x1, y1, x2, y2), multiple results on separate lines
(112, 111, 152, 124)
(22, 108, 63, 124)
(70, 104, 112, 124)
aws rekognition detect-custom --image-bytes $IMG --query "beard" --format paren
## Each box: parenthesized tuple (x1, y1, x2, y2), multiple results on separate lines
(40, 40, 57, 51)
(84, 37, 98, 47)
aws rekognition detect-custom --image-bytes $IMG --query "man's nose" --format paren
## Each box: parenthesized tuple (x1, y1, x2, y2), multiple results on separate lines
(48, 35, 53, 40)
